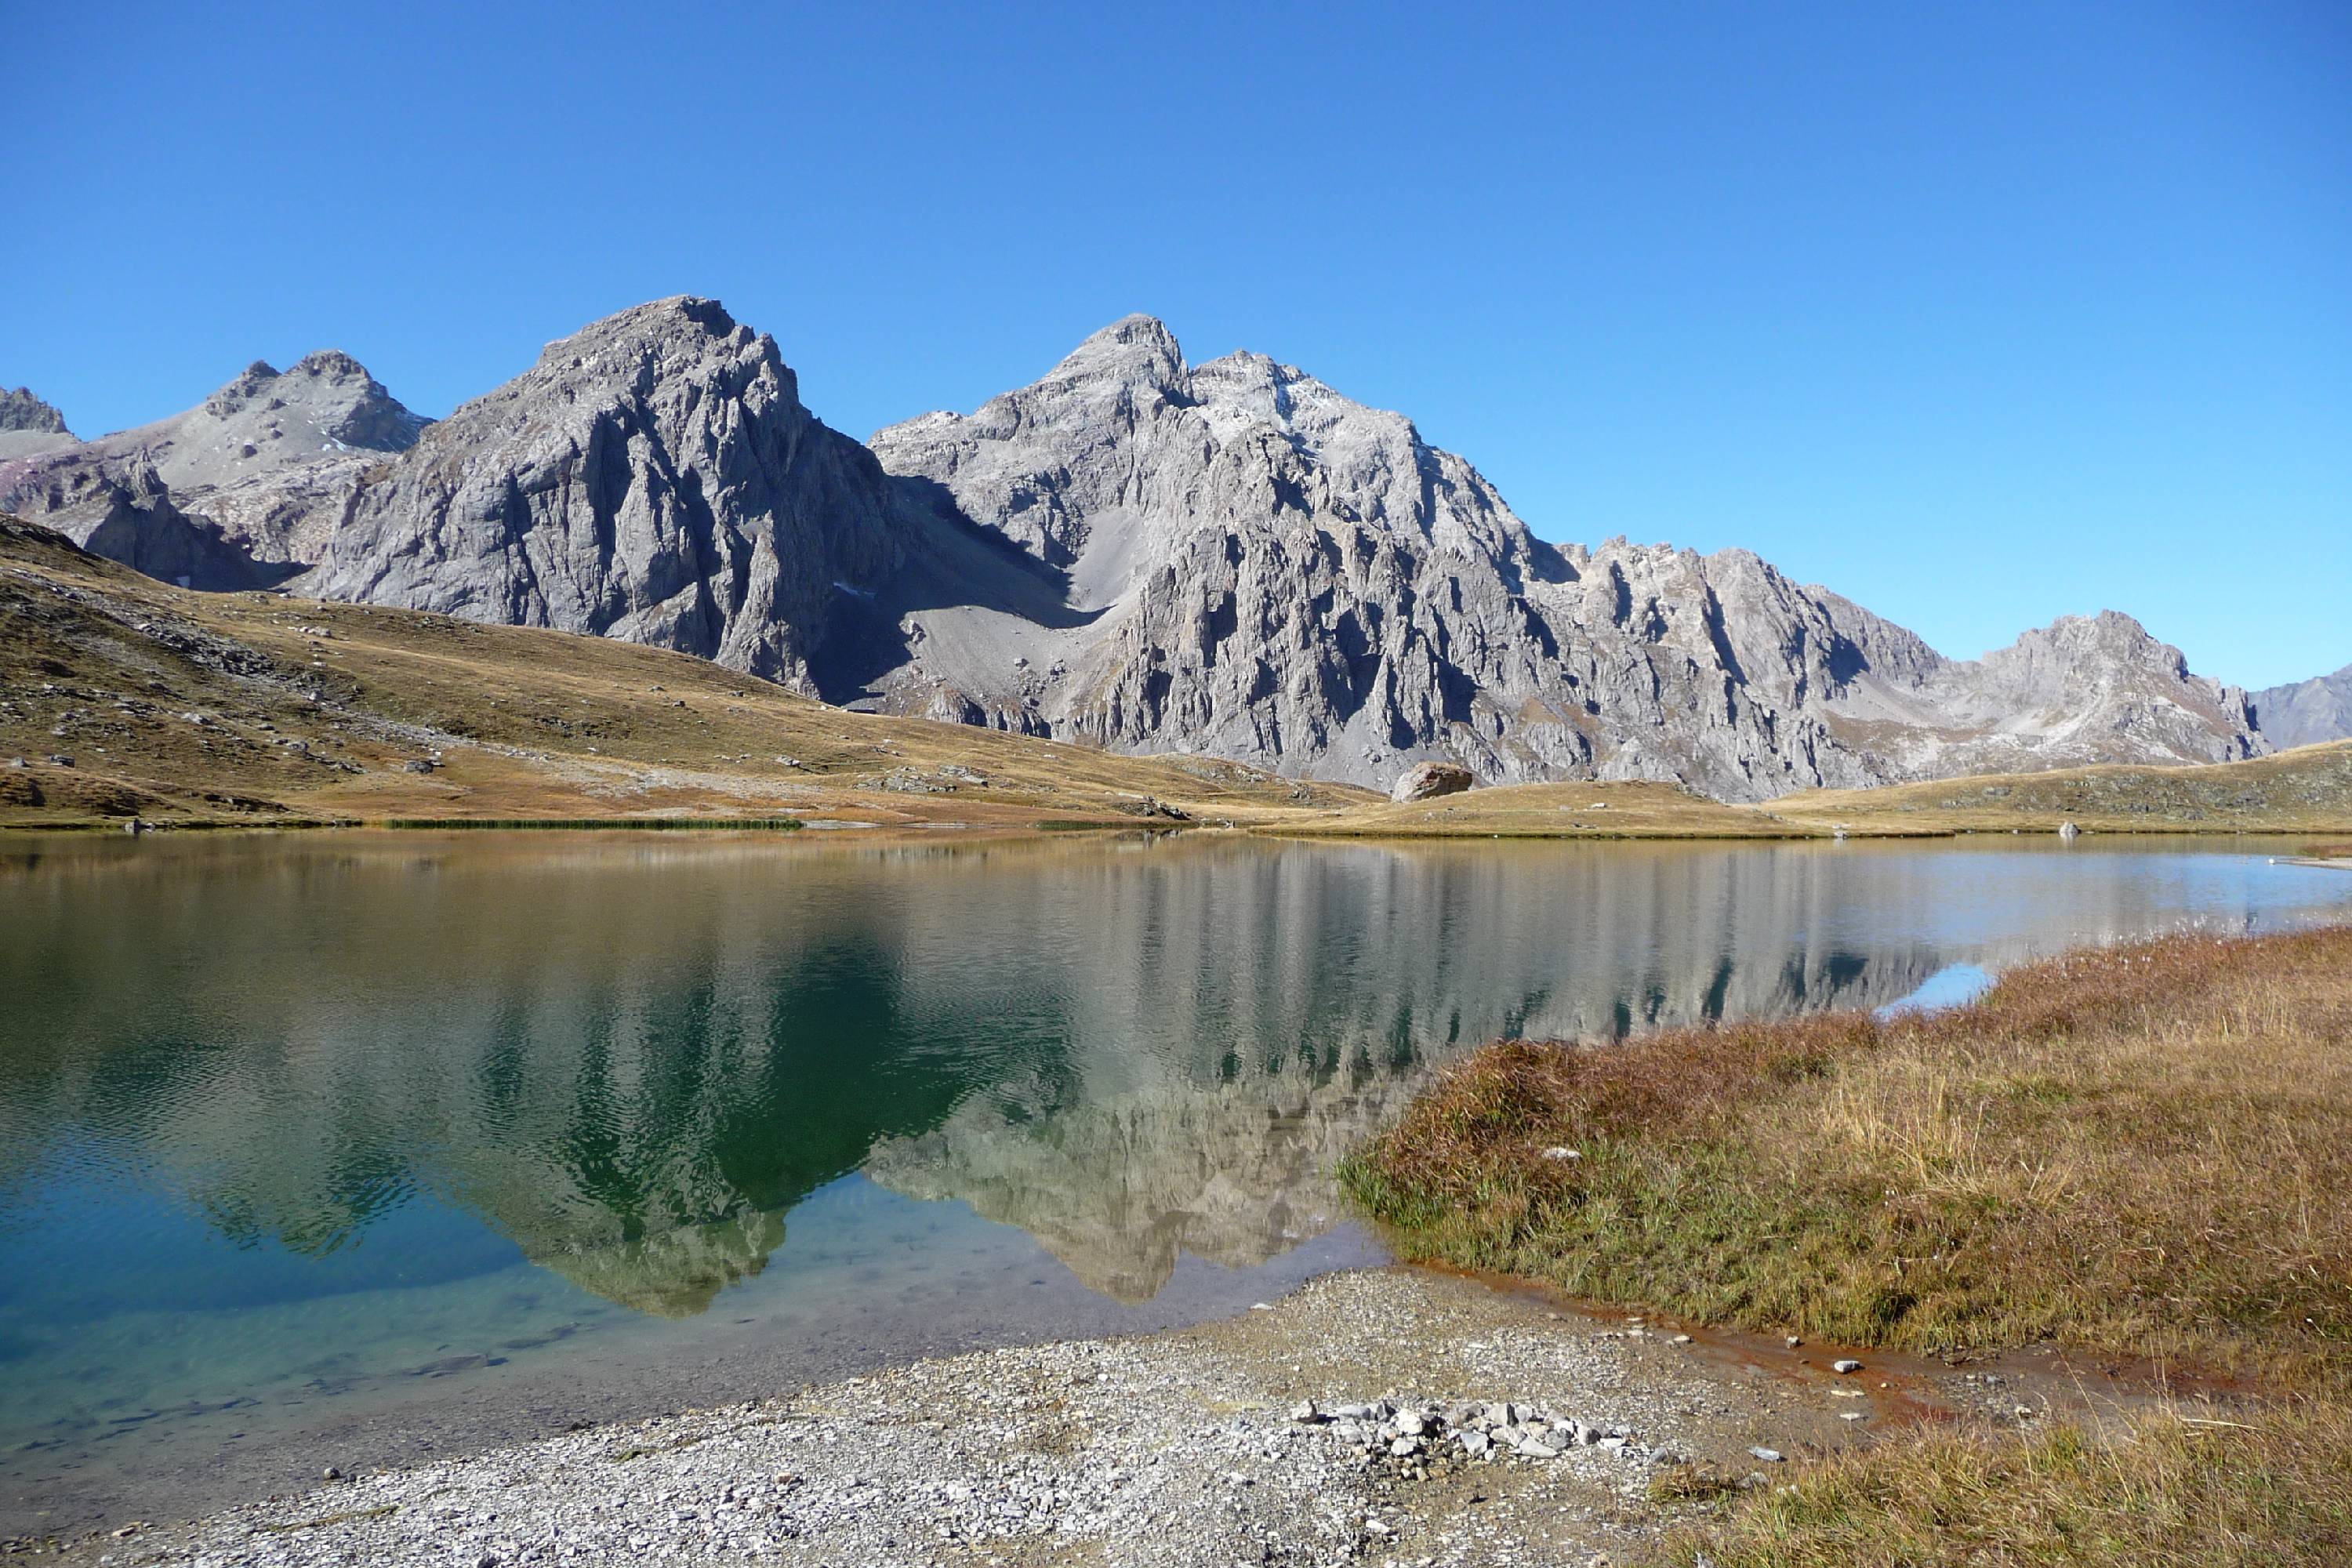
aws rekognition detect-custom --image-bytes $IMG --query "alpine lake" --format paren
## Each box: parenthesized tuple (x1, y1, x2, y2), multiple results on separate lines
(4, 829, 2347, 1535)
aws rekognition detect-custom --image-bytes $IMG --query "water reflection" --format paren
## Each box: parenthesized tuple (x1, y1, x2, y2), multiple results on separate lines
(0, 831, 2343, 1500)
(2, 835, 2336, 1323)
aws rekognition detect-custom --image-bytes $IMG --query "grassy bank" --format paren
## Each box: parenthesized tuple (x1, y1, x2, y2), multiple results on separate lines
(378, 816, 804, 830)
(1770, 742, 2352, 837)
(1655, 1400, 2352, 1566)
(0, 514, 1373, 830)
(1344, 926, 2352, 1562)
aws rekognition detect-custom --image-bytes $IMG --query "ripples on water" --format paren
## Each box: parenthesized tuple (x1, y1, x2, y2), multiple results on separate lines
(0, 832, 2345, 1527)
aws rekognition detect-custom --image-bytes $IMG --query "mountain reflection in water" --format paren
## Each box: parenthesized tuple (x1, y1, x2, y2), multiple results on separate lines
(5, 833, 2330, 1327)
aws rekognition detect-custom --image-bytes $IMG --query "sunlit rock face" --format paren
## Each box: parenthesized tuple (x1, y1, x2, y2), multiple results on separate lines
(10, 302, 2262, 797)
(0, 352, 426, 578)
(296, 299, 916, 688)
(865, 317, 2261, 797)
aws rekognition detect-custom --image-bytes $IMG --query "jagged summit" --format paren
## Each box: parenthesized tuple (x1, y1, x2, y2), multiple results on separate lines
(0, 387, 70, 434)
(865, 314, 2261, 793)
(0, 387, 76, 462)
(1050, 314, 1187, 384)
(0, 345, 429, 571)
(296, 297, 904, 685)
(5, 298, 2273, 797)
(194, 349, 426, 454)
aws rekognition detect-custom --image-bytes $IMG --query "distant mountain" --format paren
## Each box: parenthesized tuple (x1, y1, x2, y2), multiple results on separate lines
(2253, 664, 2352, 750)
(0, 351, 426, 580)
(0, 387, 76, 461)
(5, 301, 2270, 798)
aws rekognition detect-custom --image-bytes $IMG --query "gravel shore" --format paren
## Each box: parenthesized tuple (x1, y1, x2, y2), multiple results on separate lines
(32, 1268, 1922, 1568)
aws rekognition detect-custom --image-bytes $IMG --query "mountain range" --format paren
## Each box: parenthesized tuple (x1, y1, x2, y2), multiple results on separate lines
(5, 300, 2336, 800)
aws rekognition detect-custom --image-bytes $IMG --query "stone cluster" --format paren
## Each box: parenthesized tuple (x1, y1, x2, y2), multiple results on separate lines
(1294, 1396, 1672, 1471)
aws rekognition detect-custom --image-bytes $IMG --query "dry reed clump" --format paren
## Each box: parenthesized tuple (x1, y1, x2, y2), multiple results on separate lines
(1342, 927, 2352, 1385)
(1658, 1400, 2352, 1567)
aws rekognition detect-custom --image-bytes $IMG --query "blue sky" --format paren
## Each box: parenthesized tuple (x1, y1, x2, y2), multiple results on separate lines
(6, 1, 2346, 688)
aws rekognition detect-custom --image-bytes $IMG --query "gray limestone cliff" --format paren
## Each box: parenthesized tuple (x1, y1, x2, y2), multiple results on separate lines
(0, 351, 426, 576)
(296, 298, 913, 688)
(2252, 663, 2352, 750)
(6, 303, 2271, 797)
(863, 316, 2261, 796)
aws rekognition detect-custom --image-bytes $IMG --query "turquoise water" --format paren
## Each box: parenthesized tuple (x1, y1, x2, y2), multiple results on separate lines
(2, 831, 2345, 1533)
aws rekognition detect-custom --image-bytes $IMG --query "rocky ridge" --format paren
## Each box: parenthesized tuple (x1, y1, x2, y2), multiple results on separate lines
(9, 302, 2272, 798)
(0, 387, 74, 461)
(0, 351, 426, 577)
(2254, 662, 2352, 750)
(863, 317, 2262, 797)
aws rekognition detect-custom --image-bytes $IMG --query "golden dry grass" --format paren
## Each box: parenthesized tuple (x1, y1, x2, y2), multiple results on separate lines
(1346, 927, 2352, 1384)
(1659, 1402, 2352, 1567)
(1277, 752, 2352, 841)
(1347, 926, 2352, 1563)
(0, 516, 1374, 829)
(1775, 744, 2352, 836)
(1261, 779, 1816, 839)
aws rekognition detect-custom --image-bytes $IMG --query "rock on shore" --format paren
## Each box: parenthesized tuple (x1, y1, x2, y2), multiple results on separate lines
(42, 1270, 1878, 1568)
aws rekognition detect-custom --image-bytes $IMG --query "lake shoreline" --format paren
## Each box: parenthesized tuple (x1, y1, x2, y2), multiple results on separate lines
(8, 838, 2347, 1562)
(24, 1265, 2191, 1567)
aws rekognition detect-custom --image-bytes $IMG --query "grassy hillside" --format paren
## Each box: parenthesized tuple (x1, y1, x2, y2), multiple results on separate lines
(9, 513, 2347, 839)
(1263, 779, 1813, 839)
(1773, 742, 2352, 835)
(0, 516, 1374, 829)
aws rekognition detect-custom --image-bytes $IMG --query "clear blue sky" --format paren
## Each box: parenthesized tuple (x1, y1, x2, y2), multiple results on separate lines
(6, 1, 2346, 688)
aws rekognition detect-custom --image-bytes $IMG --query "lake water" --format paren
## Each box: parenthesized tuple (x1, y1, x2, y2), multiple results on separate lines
(3, 831, 2347, 1534)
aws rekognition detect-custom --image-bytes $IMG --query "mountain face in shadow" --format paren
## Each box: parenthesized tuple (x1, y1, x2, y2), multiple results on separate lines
(2253, 663, 2352, 750)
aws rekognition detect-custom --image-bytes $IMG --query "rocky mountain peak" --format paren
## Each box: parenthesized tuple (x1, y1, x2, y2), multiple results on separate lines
(0, 387, 71, 435)
(1040, 314, 1190, 398)
(474, 296, 789, 428)
(17, 299, 2272, 798)
(297, 297, 905, 685)
(194, 350, 426, 454)
(541, 294, 746, 356)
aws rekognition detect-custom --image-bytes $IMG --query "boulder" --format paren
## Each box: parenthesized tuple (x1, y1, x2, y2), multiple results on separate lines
(1392, 761, 1473, 803)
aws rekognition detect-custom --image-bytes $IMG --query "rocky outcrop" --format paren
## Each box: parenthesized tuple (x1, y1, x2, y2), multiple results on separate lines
(0, 387, 74, 461)
(865, 316, 2263, 797)
(2253, 663, 2352, 750)
(13, 301, 2270, 797)
(1392, 761, 1473, 802)
(296, 298, 913, 688)
(0, 459, 269, 589)
(0, 352, 426, 572)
